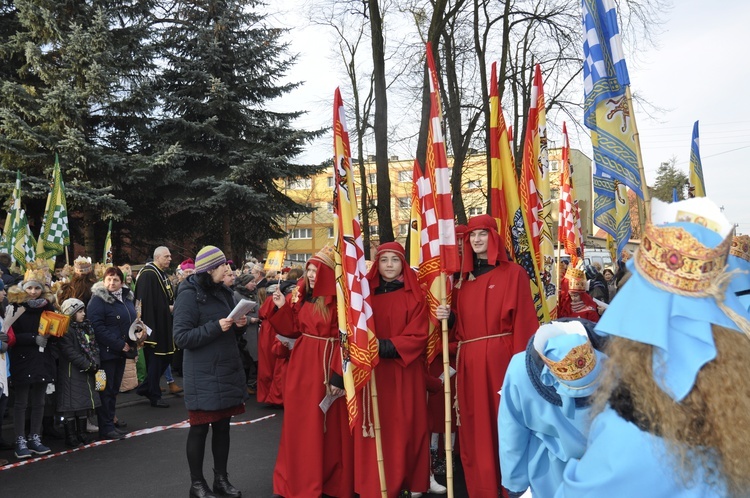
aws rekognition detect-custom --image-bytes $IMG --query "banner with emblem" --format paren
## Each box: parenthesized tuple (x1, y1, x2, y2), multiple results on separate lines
(37, 155, 70, 261)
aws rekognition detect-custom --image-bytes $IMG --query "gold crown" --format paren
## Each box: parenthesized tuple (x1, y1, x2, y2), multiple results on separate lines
(636, 223, 731, 293)
(730, 235, 750, 264)
(74, 256, 93, 274)
(565, 267, 586, 291)
(23, 268, 47, 286)
(311, 244, 336, 270)
(539, 339, 597, 381)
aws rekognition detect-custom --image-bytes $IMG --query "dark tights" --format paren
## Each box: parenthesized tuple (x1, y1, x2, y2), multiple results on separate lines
(14, 382, 46, 439)
(186, 416, 231, 481)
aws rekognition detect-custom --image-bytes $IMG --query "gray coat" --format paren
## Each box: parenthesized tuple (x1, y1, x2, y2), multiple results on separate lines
(173, 275, 247, 411)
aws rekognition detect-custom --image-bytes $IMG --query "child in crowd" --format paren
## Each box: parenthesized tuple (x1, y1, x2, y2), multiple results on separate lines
(57, 299, 101, 448)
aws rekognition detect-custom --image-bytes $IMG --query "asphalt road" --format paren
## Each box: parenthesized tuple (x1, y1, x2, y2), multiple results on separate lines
(0, 387, 467, 498)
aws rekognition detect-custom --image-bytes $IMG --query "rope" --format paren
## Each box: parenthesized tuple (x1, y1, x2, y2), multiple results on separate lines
(302, 333, 339, 432)
(454, 332, 511, 426)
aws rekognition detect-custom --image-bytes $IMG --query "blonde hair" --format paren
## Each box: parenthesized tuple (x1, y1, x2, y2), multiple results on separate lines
(594, 326, 750, 496)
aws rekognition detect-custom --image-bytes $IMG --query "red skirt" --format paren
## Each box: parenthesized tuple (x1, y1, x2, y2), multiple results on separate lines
(188, 403, 245, 426)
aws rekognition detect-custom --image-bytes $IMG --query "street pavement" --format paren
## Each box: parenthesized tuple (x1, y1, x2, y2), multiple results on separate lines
(0, 385, 468, 498)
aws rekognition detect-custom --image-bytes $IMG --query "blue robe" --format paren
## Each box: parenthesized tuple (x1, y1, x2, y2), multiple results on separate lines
(555, 407, 726, 497)
(499, 352, 591, 497)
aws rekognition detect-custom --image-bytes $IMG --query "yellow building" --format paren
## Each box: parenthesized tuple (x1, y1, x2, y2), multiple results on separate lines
(267, 149, 593, 262)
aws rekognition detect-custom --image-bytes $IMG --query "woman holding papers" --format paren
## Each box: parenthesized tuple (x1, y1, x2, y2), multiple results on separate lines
(356, 242, 433, 497)
(173, 246, 248, 498)
(268, 245, 354, 498)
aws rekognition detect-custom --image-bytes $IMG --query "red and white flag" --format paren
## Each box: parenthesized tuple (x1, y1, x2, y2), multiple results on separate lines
(558, 122, 583, 267)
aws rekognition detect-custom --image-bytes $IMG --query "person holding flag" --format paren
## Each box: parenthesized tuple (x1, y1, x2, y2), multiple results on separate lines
(269, 245, 353, 498)
(354, 241, 432, 498)
(436, 214, 537, 497)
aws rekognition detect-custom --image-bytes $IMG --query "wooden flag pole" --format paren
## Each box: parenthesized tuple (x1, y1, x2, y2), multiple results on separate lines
(439, 272, 455, 498)
(626, 86, 651, 224)
(368, 373, 388, 498)
(555, 241, 563, 303)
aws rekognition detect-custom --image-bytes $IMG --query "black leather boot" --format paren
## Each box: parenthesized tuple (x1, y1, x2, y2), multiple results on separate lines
(64, 419, 82, 448)
(213, 470, 241, 497)
(189, 478, 218, 498)
(76, 417, 91, 444)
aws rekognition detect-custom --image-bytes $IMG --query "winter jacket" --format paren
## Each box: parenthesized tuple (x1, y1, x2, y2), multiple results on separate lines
(56, 319, 101, 413)
(8, 295, 57, 385)
(87, 283, 137, 362)
(173, 275, 247, 412)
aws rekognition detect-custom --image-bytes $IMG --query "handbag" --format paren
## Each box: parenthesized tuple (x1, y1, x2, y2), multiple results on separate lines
(95, 369, 107, 392)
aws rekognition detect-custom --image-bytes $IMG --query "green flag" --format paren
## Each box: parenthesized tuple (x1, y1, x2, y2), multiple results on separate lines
(103, 219, 112, 264)
(11, 209, 35, 271)
(38, 155, 70, 259)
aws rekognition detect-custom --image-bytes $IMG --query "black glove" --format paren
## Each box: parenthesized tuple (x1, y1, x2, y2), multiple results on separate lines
(378, 339, 400, 359)
(35, 335, 48, 348)
(0, 332, 8, 343)
(329, 372, 344, 390)
(123, 348, 138, 359)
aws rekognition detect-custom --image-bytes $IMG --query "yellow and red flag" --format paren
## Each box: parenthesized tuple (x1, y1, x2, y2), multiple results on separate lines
(488, 63, 512, 259)
(332, 88, 379, 431)
(417, 43, 460, 363)
(558, 122, 583, 267)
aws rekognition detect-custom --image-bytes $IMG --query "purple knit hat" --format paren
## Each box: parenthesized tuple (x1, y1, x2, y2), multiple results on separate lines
(194, 246, 226, 273)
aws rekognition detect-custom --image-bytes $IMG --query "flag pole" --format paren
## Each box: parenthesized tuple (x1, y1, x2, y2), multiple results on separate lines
(555, 241, 562, 303)
(626, 86, 651, 224)
(368, 374, 388, 498)
(439, 272, 455, 498)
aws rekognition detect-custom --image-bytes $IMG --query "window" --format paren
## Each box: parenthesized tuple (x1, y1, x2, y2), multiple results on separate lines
(289, 228, 313, 239)
(288, 253, 311, 262)
(467, 179, 482, 189)
(368, 173, 377, 185)
(468, 207, 483, 216)
(327, 202, 334, 213)
(369, 225, 379, 236)
(549, 160, 559, 172)
(327, 177, 334, 188)
(397, 197, 410, 209)
(327, 227, 334, 238)
(550, 188, 560, 200)
(398, 170, 411, 182)
(355, 186, 362, 196)
(288, 178, 311, 190)
(398, 223, 410, 236)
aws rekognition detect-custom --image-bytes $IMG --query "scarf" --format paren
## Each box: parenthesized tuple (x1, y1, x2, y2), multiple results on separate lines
(70, 320, 100, 367)
(111, 288, 124, 302)
(27, 298, 48, 309)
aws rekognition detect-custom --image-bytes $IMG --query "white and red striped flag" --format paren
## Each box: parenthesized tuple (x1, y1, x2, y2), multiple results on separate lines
(418, 43, 460, 363)
(332, 88, 379, 432)
(558, 122, 583, 267)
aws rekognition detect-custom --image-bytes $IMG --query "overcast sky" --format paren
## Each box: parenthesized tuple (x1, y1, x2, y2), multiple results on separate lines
(270, 0, 749, 235)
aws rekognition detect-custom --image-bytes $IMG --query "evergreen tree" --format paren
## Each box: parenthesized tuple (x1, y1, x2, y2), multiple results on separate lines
(652, 158, 689, 203)
(0, 1, 168, 258)
(154, 0, 323, 260)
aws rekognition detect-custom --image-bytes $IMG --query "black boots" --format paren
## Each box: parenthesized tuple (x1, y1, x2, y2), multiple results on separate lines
(76, 417, 92, 444)
(213, 470, 241, 497)
(189, 479, 218, 498)
(64, 419, 82, 448)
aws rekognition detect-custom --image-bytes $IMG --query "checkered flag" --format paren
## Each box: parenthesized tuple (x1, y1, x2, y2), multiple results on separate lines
(38, 155, 70, 259)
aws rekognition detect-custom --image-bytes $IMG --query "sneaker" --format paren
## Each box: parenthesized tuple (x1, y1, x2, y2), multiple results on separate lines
(86, 420, 99, 433)
(14, 436, 31, 459)
(429, 474, 447, 494)
(26, 434, 51, 455)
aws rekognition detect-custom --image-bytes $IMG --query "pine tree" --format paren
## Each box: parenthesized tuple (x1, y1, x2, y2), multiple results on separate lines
(0, 1, 163, 257)
(153, 0, 323, 260)
(652, 158, 689, 203)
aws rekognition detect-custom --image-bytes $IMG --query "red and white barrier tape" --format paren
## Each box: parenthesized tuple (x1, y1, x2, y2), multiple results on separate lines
(0, 413, 276, 471)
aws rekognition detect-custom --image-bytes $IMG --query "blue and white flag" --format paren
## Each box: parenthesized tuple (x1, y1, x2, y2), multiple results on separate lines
(583, 0, 643, 198)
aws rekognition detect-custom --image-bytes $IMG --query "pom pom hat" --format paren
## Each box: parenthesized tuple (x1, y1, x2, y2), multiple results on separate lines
(194, 246, 227, 274)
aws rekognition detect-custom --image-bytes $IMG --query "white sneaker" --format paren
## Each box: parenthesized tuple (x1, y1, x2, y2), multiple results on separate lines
(429, 474, 447, 494)
(410, 493, 423, 498)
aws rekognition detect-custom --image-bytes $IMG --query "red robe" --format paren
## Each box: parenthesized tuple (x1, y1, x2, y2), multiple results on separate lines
(257, 298, 287, 405)
(558, 291, 601, 323)
(268, 336, 290, 404)
(269, 294, 354, 498)
(452, 262, 537, 497)
(354, 285, 430, 497)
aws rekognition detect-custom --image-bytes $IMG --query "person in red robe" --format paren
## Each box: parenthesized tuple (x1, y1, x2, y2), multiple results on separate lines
(558, 267, 601, 323)
(268, 246, 354, 498)
(354, 242, 430, 497)
(256, 293, 291, 406)
(437, 214, 537, 497)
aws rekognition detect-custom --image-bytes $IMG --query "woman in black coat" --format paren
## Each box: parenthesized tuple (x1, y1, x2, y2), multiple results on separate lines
(173, 246, 247, 498)
(87, 267, 138, 441)
(8, 271, 57, 459)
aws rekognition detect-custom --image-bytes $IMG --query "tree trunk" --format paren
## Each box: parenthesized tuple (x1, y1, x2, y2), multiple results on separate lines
(222, 213, 233, 262)
(368, 0, 393, 243)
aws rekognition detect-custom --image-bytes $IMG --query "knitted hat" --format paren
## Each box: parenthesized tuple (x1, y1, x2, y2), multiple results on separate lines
(74, 256, 93, 275)
(596, 197, 750, 402)
(61, 298, 85, 316)
(179, 259, 196, 271)
(236, 273, 253, 287)
(194, 246, 226, 273)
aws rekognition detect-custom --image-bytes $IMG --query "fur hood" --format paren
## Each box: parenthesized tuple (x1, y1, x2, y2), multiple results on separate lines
(91, 281, 134, 304)
(7, 284, 56, 306)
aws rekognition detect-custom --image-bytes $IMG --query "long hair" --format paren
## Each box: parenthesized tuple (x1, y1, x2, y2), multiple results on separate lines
(594, 325, 750, 496)
(303, 273, 330, 320)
